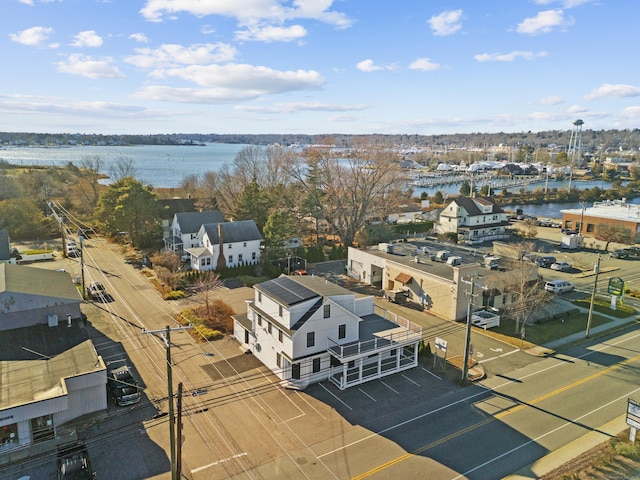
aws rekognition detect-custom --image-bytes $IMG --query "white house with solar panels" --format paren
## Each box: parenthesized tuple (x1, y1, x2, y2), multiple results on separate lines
(232, 275, 422, 390)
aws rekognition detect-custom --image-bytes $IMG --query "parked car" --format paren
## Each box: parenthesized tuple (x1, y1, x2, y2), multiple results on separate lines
(465, 239, 483, 246)
(610, 248, 630, 259)
(544, 280, 575, 294)
(550, 261, 572, 271)
(107, 364, 141, 406)
(57, 442, 94, 479)
(535, 256, 556, 268)
(628, 246, 640, 257)
(87, 281, 112, 302)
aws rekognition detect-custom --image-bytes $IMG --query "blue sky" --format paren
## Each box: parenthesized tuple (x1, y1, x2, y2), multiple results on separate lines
(2, 0, 639, 136)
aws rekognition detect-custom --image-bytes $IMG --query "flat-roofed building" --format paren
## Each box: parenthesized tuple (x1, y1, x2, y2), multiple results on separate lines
(561, 199, 640, 243)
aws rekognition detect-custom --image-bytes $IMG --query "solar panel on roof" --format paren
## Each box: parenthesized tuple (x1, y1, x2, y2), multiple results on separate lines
(258, 276, 317, 305)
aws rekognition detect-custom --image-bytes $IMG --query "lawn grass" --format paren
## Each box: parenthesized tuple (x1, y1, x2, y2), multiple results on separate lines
(490, 311, 619, 346)
(573, 295, 636, 318)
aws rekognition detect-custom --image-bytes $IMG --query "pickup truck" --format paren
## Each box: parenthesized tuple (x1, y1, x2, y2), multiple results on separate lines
(107, 364, 141, 406)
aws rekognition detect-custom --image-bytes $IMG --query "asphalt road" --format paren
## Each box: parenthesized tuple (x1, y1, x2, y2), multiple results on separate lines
(3, 234, 639, 480)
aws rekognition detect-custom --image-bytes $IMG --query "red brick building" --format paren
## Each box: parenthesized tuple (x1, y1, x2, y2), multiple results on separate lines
(561, 199, 640, 243)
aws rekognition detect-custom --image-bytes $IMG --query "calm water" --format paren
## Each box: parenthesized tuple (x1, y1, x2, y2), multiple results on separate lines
(0, 143, 249, 188)
(1, 144, 634, 219)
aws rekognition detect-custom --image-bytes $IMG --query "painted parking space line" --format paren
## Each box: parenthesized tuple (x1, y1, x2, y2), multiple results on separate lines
(319, 382, 353, 410)
(380, 380, 400, 395)
(358, 388, 377, 402)
(422, 367, 442, 380)
(402, 374, 421, 387)
(192, 452, 248, 473)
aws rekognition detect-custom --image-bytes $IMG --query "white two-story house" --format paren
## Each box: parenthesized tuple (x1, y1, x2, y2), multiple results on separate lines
(233, 275, 422, 390)
(437, 197, 510, 242)
(164, 211, 224, 253)
(187, 220, 262, 271)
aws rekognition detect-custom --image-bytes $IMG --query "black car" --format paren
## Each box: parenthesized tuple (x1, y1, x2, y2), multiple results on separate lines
(535, 256, 557, 268)
(57, 442, 94, 479)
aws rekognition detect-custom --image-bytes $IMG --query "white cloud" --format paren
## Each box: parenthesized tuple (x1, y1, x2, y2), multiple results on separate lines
(72, 30, 103, 48)
(9, 26, 54, 46)
(236, 101, 367, 114)
(409, 58, 442, 71)
(620, 106, 640, 119)
(474, 51, 548, 62)
(534, 0, 593, 7)
(139, 0, 353, 28)
(55, 54, 125, 79)
(129, 33, 149, 43)
(133, 85, 259, 103)
(568, 104, 588, 114)
(125, 43, 237, 69)
(235, 24, 307, 42)
(585, 84, 640, 100)
(356, 59, 395, 72)
(428, 9, 463, 36)
(537, 95, 564, 105)
(18, 0, 34, 5)
(160, 63, 324, 92)
(517, 10, 574, 35)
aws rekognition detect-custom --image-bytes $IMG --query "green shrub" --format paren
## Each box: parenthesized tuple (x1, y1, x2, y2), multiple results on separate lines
(193, 324, 223, 341)
(164, 290, 188, 300)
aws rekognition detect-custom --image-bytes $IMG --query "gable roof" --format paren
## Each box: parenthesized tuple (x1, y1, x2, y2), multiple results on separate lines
(451, 197, 504, 216)
(202, 220, 262, 244)
(157, 198, 198, 220)
(175, 211, 224, 233)
(0, 264, 82, 301)
(0, 230, 10, 261)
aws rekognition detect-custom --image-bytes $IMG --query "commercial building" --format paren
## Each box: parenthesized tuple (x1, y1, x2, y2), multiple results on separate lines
(232, 275, 422, 390)
(347, 241, 539, 322)
(0, 264, 83, 332)
(561, 199, 640, 243)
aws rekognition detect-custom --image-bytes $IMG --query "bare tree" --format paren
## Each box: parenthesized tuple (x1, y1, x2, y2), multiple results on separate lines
(498, 242, 550, 334)
(519, 218, 539, 238)
(109, 157, 137, 182)
(193, 272, 223, 318)
(287, 143, 407, 247)
(595, 224, 634, 252)
(78, 156, 103, 207)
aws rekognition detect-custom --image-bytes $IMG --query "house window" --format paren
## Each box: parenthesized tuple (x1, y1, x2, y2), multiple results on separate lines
(228, 255, 233, 264)
(252, 252, 256, 260)
(238, 254, 243, 262)
(307, 332, 315, 347)
(276, 353, 281, 368)
(244, 242, 247, 247)
(279, 305, 283, 317)
(268, 322, 272, 334)
(257, 315, 262, 326)
(586, 223, 595, 233)
(338, 324, 346, 339)
(323, 304, 331, 318)
(205, 258, 211, 265)
(313, 358, 321, 373)
(228, 244, 232, 249)
(278, 330, 283, 342)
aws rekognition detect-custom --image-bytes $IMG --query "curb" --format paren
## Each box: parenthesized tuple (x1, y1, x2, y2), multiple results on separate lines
(502, 415, 628, 479)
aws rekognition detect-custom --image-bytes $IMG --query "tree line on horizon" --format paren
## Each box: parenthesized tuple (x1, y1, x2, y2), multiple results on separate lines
(3, 128, 640, 151)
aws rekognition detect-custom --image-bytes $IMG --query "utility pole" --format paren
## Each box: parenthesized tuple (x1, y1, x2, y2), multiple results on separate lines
(586, 254, 601, 338)
(79, 235, 86, 300)
(176, 382, 183, 480)
(143, 325, 192, 480)
(460, 277, 477, 384)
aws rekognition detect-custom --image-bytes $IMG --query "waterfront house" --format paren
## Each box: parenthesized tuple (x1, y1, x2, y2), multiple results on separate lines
(436, 197, 510, 243)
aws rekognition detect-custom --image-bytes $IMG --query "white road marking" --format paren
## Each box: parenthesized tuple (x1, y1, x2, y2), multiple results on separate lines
(319, 382, 353, 410)
(402, 374, 421, 386)
(478, 348, 520, 364)
(192, 452, 248, 473)
(380, 380, 400, 394)
(359, 388, 377, 402)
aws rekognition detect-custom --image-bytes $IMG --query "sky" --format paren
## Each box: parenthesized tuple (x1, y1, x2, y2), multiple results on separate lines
(2, 0, 639, 136)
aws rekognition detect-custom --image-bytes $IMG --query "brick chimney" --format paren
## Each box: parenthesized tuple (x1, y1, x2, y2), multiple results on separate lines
(216, 223, 226, 270)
